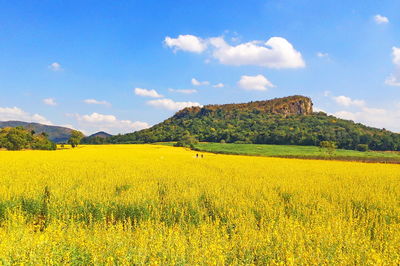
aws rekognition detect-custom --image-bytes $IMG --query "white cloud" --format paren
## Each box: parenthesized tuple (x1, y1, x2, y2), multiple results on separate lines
(165, 34, 305, 68)
(317, 52, 329, 58)
(134, 88, 163, 98)
(334, 107, 400, 132)
(313, 107, 326, 113)
(48, 62, 62, 71)
(73, 112, 150, 135)
(333, 95, 365, 107)
(83, 99, 111, 106)
(328, 94, 400, 132)
(147, 98, 202, 111)
(209, 36, 305, 68)
(238, 75, 274, 91)
(213, 83, 224, 88)
(374, 14, 389, 24)
(164, 35, 207, 53)
(191, 78, 210, 86)
(385, 47, 400, 87)
(168, 88, 197, 94)
(0, 106, 52, 125)
(43, 98, 57, 106)
(392, 47, 400, 65)
(385, 74, 400, 86)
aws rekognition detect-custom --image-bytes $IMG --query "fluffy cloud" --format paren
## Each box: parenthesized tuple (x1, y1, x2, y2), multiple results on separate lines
(334, 107, 400, 132)
(165, 34, 305, 68)
(168, 88, 197, 94)
(83, 99, 111, 106)
(164, 35, 207, 53)
(0, 106, 52, 125)
(209, 36, 305, 68)
(134, 88, 163, 98)
(333, 95, 365, 107)
(213, 83, 224, 88)
(385, 47, 400, 87)
(238, 75, 274, 91)
(374, 14, 389, 24)
(48, 62, 62, 71)
(43, 98, 57, 106)
(191, 78, 210, 86)
(73, 112, 150, 134)
(147, 98, 202, 111)
(329, 95, 400, 132)
(392, 47, 400, 65)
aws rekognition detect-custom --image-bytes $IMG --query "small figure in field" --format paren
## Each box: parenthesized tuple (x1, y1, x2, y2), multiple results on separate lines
(201, 154, 204, 158)
(196, 154, 198, 158)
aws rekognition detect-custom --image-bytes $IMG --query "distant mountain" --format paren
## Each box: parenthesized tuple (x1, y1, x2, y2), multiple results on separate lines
(89, 131, 112, 138)
(81, 131, 112, 144)
(108, 95, 400, 151)
(0, 121, 74, 143)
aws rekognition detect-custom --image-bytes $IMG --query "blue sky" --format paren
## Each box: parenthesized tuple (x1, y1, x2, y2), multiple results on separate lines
(0, 0, 400, 134)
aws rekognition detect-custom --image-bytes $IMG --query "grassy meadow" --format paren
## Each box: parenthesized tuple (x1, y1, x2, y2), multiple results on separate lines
(186, 142, 400, 163)
(0, 144, 399, 264)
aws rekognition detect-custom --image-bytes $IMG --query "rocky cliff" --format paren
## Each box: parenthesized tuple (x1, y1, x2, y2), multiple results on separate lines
(175, 95, 313, 118)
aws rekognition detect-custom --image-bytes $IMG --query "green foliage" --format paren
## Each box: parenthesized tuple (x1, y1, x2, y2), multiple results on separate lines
(181, 142, 400, 163)
(174, 133, 198, 148)
(0, 121, 73, 143)
(0, 127, 56, 151)
(356, 144, 369, 152)
(319, 141, 337, 156)
(106, 96, 400, 151)
(68, 130, 84, 148)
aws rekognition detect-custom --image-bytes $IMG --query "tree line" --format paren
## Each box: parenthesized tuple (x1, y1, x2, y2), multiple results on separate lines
(0, 127, 56, 150)
(0, 127, 85, 151)
(106, 110, 400, 151)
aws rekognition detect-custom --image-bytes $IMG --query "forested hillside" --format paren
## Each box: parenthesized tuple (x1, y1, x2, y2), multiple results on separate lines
(0, 121, 73, 143)
(108, 96, 400, 151)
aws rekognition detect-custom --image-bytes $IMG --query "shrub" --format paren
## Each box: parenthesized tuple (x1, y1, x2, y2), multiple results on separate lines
(319, 141, 337, 156)
(356, 144, 369, 152)
(174, 133, 198, 148)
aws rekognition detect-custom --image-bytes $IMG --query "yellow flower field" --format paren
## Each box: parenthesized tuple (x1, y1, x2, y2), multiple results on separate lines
(0, 144, 399, 264)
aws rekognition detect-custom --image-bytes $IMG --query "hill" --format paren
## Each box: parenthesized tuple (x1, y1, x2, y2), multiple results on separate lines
(81, 131, 113, 144)
(0, 121, 73, 143)
(89, 131, 112, 138)
(108, 95, 400, 151)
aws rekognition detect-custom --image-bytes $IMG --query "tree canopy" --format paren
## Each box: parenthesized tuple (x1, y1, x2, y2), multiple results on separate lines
(0, 127, 56, 150)
(107, 110, 400, 151)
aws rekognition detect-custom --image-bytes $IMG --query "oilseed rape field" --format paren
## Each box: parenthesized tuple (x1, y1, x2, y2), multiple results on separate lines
(0, 145, 399, 264)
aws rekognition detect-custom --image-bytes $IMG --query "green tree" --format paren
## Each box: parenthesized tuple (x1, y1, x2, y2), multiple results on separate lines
(0, 127, 56, 150)
(356, 144, 369, 152)
(319, 141, 337, 156)
(67, 130, 85, 148)
(174, 133, 198, 148)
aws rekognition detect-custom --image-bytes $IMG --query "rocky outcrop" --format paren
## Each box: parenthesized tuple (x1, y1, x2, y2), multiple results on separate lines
(174, 95, 313, 118)
(269, 96, 313, 115)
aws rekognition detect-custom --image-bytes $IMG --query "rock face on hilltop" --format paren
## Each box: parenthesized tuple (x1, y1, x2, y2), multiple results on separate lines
(108, 95, 400, 151)
(175, 95, 313, 119)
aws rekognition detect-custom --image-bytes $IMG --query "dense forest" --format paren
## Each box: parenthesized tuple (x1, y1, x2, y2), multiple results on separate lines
(107, 96, 400, 151)
(0, 127, 56, 150)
